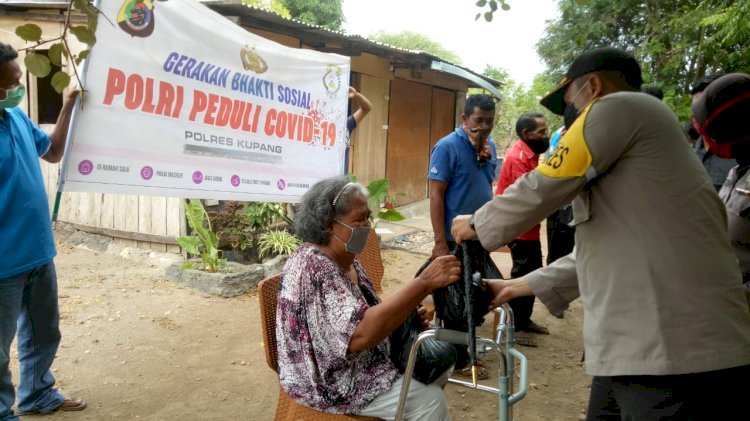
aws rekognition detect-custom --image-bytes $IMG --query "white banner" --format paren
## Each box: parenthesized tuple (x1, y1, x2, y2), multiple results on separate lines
(63, 0, 350, 202)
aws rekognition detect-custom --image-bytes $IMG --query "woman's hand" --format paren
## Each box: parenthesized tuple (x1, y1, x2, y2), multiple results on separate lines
(416, 255, 461, 293)
(417, 306, 432, 331)
(349, 256, 457, 353)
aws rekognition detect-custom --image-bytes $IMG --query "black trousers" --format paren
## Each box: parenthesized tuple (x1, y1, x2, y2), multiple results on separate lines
(507, 239, 542, 331)
(546, 210, 576, 265)
(586, 364, 750, 420)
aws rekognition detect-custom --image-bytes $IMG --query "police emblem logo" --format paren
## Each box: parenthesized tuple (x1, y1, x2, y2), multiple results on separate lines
(323, 64, 342, 99)
(240, 45, 268, 74)
(117, 0, 161, 37)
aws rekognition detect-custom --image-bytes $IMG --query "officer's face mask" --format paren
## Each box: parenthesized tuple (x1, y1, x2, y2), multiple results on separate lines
(0, 84, 25, 109)
(563, 80, 590, 129)
(333, 219, 371, 255)
(563, 102, 580, 130)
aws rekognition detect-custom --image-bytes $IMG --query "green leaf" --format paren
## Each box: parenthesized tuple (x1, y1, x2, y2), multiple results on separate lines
(207, 231, 220, 250)
(74, 0, 98, 20)
(50, 71, 71, 93)
(574, 0, 589, 5)
(489, 1, 498, 12)
(48, 43, 64, 67)
(484, 12, 494, 22)
(475, 13, 481, 21)
(24, 53, 52, 78)
(70, 26, 97, 45)
(184, 199, 207, 233)
(475, 0, 487, 6)
(176, 236, 202, 255)
(75, 50, 90, 66)
(258, 230, 301, 259)
(87, 14, 99, 34)
(73, 0, 90, 13)
(366, 179, 390, 203)
(501, 3, 510, 11)
(379, 209, 406, 222)
(75, 0, 99, 35)
(15, 24, 42, 43)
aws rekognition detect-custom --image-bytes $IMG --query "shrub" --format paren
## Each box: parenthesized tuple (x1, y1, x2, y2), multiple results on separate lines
(258, 230, 302, 259)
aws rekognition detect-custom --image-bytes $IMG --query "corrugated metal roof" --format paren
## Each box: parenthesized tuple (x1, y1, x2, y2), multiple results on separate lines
(204, 1, 501, 89)
(0, 0, 501, 89)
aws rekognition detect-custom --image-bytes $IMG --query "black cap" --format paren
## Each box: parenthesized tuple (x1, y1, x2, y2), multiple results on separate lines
(692, 73, 750, 144)
(540, 47, 643, 115)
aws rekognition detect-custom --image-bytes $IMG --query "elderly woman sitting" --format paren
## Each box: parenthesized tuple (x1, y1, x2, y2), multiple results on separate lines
(276, 176, 460, 420)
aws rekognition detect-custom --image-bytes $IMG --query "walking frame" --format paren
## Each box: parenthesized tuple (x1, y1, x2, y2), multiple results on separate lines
(394, 303, 528, 421)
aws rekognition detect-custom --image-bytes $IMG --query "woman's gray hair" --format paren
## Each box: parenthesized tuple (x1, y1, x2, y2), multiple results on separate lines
(294, 176, 369, 245)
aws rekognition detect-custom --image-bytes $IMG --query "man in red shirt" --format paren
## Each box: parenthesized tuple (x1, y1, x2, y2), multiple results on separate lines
(496, 112, 551, 345)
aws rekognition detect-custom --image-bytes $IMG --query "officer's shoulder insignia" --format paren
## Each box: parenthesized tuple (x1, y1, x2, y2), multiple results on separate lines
(537, 103, 595, 178)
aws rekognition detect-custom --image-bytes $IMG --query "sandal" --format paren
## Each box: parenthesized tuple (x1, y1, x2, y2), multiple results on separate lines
(455, 365, 490, 380)
(58, 398, 87, 412)
(17, 398, 87, 415)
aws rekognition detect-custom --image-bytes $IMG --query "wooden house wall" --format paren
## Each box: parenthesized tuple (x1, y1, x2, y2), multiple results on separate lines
(1, 10, 482, 248)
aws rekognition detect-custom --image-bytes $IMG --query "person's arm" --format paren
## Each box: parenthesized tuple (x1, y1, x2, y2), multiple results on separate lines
(349, 87, 372, 126)
(429, 180, 450, 258)
(43, 89, 80, 164)
(427, 140, 454, 258)
(453, 95, 640, 248)
(495, 150, 514, 196)
(348, 254, 460, 352)
(486, 252, 579, 314)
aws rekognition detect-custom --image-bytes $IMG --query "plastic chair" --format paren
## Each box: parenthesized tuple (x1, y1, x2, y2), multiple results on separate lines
(258, 274, 381, 421)
(358, 229, 385, 294)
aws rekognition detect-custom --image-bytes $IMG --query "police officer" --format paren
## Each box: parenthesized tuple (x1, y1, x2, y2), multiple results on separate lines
(692, 72, 750, 293)
(451, 47, 750, 419)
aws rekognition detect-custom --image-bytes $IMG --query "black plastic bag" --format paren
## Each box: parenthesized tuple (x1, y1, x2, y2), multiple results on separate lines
(389, 308, 457, 385)
(419, 241, 501, 332)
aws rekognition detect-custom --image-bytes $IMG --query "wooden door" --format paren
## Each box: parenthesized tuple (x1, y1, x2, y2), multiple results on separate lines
(350, 74, 389, 185)
(386, 79, 432, 206)
(430, 88, 456, 150)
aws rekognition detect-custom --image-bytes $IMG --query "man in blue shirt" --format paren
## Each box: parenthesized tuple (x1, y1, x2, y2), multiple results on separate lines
(0, 43, 84, 420)
(427, 94, 498, 379)
(428, 94, 498, 258)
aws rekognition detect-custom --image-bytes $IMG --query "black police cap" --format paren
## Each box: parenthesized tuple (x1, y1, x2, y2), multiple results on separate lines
(540, 47, 643, 115)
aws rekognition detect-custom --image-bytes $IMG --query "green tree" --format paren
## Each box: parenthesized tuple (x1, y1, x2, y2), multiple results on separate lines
(241, 0, 292, 18)
(370, 31, 462, 64)
(477, 66, 561, 154)
(13, 0, 97, 93)
(279, 0, 344, 31)
(537, 0, 750, 120)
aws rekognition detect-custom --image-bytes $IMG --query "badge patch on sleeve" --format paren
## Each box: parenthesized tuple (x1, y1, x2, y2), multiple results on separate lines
(537, 103, 594, 178)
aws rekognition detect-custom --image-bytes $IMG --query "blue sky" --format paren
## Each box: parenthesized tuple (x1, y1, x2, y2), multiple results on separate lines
(342, 0, 560, 87)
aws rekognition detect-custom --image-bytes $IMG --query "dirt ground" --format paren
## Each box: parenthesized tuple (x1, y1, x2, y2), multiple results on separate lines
(9, 227, 589, 421)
